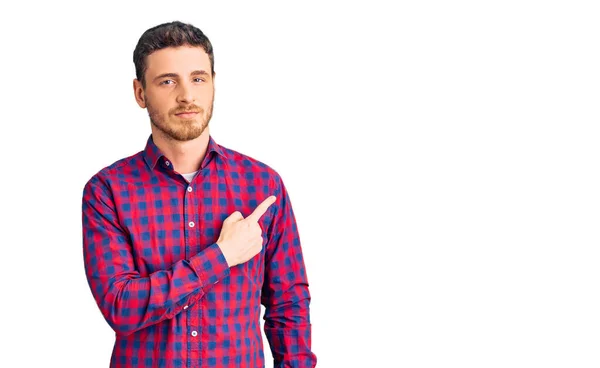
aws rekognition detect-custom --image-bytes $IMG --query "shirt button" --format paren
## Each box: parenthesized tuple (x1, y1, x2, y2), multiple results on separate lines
(187, 186, 193, 192)
(165, 160, 170, 166)
(189, 221, 195, 228)
(183, 305, 188, 310)
(191, 330, 198, 337)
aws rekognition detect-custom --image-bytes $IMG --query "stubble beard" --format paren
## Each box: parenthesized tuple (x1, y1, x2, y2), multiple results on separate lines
(146, 94, 214, 142)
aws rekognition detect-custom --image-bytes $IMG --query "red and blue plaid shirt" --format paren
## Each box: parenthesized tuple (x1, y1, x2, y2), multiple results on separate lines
(81, 134, 316, 367)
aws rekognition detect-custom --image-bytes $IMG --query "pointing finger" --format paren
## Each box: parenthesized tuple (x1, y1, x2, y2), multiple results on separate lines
(246, 195, 276, 223)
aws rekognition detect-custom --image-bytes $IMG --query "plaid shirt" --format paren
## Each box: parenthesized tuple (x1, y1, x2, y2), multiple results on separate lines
(81, 134, 316, 367)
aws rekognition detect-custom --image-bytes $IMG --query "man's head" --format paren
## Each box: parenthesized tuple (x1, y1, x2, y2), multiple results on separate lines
(133, 21, 216, 142)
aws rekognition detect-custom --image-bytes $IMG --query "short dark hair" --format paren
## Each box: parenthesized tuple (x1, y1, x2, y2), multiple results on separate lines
(133, 21, 215, 89)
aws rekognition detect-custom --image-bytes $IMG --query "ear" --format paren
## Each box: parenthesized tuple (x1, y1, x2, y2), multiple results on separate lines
(133, 78, 146, 108)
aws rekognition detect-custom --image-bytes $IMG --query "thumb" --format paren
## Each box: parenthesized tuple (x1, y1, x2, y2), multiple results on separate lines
(226, 210, 244, 222)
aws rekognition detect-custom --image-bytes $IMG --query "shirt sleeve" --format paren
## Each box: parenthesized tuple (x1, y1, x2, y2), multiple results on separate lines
(81, 175, 230, 337)
(261, 174, 317, 367)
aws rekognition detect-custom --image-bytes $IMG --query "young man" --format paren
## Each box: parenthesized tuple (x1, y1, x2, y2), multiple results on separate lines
(81, 21, 317, 367)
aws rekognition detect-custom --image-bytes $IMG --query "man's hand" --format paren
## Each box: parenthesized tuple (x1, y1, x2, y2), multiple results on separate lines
(216, 195, 277, 267)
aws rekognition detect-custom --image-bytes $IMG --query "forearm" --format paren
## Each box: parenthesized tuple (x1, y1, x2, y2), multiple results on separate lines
(87, 242, 229, 336)
(263, 291, 316, 367)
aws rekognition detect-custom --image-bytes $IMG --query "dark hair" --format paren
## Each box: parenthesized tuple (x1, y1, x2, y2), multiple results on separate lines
(133, 21, 215, 89)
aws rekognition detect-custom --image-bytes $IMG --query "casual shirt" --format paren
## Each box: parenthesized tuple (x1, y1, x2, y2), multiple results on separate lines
(81, 134, 316, 367)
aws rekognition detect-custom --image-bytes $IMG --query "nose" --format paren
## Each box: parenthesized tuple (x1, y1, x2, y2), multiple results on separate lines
(176, 81, 195, 104)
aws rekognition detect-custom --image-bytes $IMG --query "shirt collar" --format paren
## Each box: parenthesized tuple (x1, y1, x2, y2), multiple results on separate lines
(142, 133, 228, 170)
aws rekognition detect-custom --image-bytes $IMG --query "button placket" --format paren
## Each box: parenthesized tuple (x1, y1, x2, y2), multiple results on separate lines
(183, 169, 200, 353)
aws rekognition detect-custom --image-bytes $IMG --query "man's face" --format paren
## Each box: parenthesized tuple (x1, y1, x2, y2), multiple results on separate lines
(135, 46, 215, 141)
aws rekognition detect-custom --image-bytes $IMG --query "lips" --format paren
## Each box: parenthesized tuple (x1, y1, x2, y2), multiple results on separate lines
(175, 112, 199, 118)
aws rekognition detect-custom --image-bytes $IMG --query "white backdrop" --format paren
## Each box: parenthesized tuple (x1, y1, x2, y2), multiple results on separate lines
(1, 1, 599, 367)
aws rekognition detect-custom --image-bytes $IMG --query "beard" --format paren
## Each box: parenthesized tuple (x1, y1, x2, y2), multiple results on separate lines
(146, 94, 214, 142)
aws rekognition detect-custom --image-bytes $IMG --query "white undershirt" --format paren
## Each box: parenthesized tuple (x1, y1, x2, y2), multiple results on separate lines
(181, 170, 198, 183)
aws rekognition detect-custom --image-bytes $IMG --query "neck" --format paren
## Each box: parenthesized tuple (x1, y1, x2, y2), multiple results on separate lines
(151, 128, 210, 174)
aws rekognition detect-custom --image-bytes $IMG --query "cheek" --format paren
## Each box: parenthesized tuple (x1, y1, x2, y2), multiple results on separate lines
(147, 100, 168, 117)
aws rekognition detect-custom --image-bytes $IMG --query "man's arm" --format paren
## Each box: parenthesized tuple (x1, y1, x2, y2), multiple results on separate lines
(81, 175, 230, 336)
(261, 174, 317, 367)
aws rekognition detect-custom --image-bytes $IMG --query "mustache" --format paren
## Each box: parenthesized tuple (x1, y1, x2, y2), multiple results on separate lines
(173, 106, 202, 114)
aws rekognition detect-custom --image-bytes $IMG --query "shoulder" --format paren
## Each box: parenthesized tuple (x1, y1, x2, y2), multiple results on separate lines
(81, 150, 145, 194)
(218, 144, 285, 190)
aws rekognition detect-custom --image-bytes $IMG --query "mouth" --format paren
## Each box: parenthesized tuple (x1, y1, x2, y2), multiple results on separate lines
(175, 112, 199, 118)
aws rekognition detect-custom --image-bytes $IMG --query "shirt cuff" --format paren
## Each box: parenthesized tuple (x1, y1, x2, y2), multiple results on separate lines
(189, 242, 231, 289)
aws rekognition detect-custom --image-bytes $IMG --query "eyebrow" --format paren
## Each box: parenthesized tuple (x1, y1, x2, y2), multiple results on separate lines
(153, 70, 210, 82)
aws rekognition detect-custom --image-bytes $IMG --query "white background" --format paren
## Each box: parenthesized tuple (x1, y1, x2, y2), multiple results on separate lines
(1, 1, 599, 367)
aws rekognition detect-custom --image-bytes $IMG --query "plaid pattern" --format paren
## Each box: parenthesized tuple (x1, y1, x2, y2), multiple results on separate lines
(82, 134, 316, 367)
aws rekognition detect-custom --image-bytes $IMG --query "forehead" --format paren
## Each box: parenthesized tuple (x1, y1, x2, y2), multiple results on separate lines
(145, 46, 211, 76)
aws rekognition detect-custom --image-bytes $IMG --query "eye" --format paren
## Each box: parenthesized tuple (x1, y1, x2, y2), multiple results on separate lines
(160, 80, 174, 85)
(194, 78, 205, 83)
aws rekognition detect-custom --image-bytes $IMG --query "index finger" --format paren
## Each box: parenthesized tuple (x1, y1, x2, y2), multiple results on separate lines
(245, 195, 277, 223)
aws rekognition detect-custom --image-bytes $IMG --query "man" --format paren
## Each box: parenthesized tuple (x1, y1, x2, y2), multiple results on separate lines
(81, 21, 317, 368)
